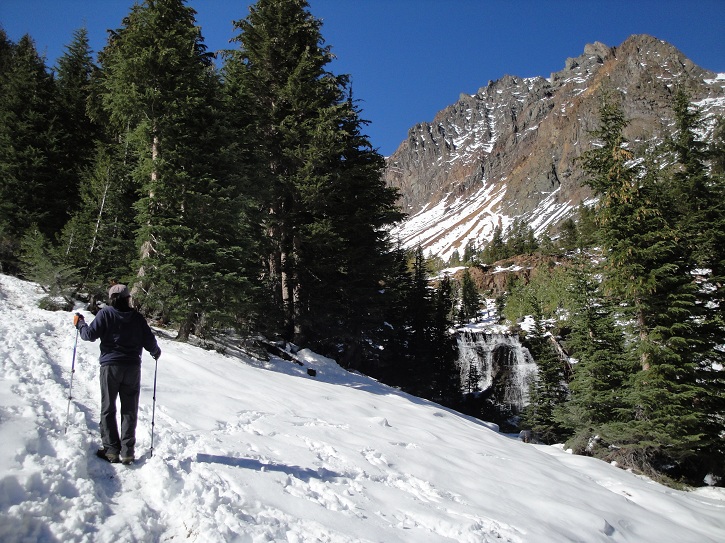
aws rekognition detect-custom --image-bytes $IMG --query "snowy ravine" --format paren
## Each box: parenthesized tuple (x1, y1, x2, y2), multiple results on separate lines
(1, 274, 724, 543)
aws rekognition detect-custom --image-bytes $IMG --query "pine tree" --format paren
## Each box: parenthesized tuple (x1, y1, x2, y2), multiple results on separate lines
(520, 295, 567, 444)
(557, 218, 578, 252)
(0, 30, 16, 270)
(667, 89, 715, 265)
(19, 225, 79, 310)
(225, 0, 333, 340)
(458, 268, 479, 323)
(481, 226, 504, 264)
(465, 360, 481, 394)
(556, 258, 636, 455)
(574, 203, 599, 249)
(295, 91, 403, 359)
(0, 33, 66, 269)
(406, 246, 435, 397)
(54, 28, 135, 295)
(704, 117, 725, 482)
(374, 244, 416, 387)
(711, 117, 725, 176)
(59, 145, 137, 294)
(662, 91, 725, 483)
(0, 29, 13, 73)
(580, 93, 708, 482)
(463, 240, 478, 264)
(506, 219, 538, 256)
(376, 250, 461, 404)
(98, 0, 257, 338)
(501, 264, 570, 326)
(224, 0, 402, 351)
(54, 27, 99, 210)
(429, 274, 461, 405)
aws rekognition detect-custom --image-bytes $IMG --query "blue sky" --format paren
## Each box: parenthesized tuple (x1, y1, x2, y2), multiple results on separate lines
(2, 0, 724, 156)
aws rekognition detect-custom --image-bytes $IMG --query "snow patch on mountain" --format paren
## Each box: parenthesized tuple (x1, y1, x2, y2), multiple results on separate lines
(392, 179, 575, 261)
(393, 182, 510, 260)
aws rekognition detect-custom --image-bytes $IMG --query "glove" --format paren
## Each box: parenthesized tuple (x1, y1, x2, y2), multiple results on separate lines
(151, 346, 161, 360)
(73, 313, 85, 329)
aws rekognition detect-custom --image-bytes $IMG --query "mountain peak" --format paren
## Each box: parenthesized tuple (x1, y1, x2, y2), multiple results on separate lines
(385, 35, 725, 260)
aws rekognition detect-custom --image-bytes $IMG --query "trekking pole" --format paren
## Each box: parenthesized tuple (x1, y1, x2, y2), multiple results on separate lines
(150, 355, 159, 457)
(64, 328, 79, 434)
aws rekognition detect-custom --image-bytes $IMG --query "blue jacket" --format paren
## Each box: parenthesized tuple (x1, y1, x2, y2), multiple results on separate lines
(78, 306, 161, 366)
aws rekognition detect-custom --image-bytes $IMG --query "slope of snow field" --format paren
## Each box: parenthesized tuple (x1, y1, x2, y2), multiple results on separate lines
(1, 274, 724, 542)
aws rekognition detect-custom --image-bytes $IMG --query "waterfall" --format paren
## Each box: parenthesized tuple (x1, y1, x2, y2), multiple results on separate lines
(456, 329, 538, 413)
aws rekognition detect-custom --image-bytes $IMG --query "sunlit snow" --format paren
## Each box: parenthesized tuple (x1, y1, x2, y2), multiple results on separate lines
(1, 274, 724, 542)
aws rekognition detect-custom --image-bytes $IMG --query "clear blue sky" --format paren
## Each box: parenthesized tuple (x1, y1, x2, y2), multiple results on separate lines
(2, 0, 724, 156)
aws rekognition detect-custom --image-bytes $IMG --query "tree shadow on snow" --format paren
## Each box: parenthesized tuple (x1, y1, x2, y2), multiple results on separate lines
(194, 454, 346, 482)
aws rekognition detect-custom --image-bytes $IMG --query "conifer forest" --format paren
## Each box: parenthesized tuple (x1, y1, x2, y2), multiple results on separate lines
(1, 0, 723, 487)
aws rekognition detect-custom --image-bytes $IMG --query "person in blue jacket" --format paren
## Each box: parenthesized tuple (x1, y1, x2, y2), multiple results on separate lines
(74, 284, 161, 464)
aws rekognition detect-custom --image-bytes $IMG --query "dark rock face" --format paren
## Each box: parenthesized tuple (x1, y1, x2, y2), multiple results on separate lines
(385, 35, 725, 259)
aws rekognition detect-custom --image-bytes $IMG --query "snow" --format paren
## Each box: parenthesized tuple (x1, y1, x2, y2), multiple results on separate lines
(2, 273, 725, 543)
(704, 73, 725, 84)
(392, 183, 511, 262)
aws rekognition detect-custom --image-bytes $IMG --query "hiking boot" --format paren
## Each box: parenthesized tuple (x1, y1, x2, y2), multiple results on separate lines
(120, 455, 134, 465)
(96, 448, 120, 463)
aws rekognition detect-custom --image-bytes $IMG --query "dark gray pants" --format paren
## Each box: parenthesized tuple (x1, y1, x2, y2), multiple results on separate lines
(99, 364, 141, 457)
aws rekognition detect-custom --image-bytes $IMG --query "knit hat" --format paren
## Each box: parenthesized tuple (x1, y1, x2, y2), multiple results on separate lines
(108, 284, 131, 299)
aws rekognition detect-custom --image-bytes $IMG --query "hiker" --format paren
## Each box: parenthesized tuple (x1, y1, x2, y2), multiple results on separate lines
(73, 284, 161, 464)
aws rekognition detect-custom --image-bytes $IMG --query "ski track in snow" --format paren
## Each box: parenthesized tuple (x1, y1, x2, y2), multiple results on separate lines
(2, 274, 725, 543)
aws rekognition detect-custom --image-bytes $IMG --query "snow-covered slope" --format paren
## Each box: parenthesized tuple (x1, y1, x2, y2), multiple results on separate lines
(1, 274, 724, 542)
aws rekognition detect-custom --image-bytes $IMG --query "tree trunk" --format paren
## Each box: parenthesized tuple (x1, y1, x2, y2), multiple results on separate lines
(637, 305, 650, 371)
(89, 173, 110, 255)
(292, 233, 303, 344)
(136, 133, 160, 283)
(280, 246, 294, 339)
(177, 312, 197, 341)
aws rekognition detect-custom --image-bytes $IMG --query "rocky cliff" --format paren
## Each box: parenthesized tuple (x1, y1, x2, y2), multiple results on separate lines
(385, 35, 725, 261)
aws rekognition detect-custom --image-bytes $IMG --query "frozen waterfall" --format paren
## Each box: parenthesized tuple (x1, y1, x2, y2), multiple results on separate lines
(456, 329, 538, 413)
